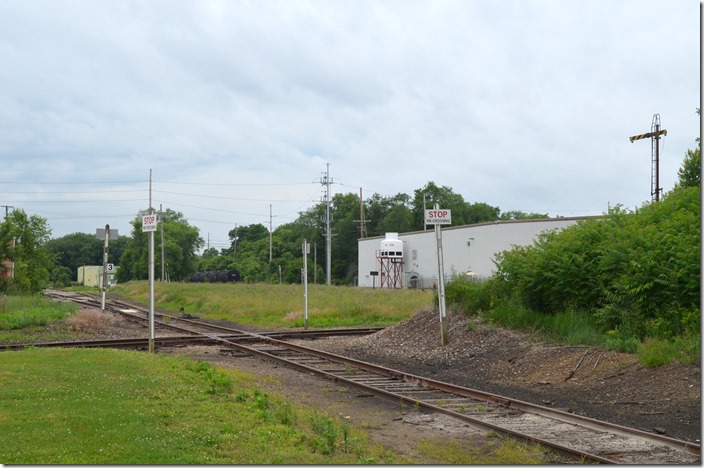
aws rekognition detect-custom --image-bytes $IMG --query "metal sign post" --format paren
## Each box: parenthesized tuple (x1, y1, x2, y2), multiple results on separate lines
(425, 206, 452, 346)
(144, 175, 157, 353)
(369, 270, 379, 289)
(101, 225, 110, 310)
(96, 226, 118, 311)
(303, 240, 310, 329)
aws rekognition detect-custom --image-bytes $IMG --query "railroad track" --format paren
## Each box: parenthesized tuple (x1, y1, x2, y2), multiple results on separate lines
(36, 290, 702, 464)
(43, 289, 384, 340)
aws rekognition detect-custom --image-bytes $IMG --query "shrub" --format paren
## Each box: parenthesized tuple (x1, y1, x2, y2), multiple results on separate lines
(492, 185, 700, 341)
(66, 309, 116, 333)
(444, 275, 492, 315)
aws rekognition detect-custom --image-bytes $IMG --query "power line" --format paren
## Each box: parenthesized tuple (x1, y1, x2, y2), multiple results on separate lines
(0, 180, 147, 185)
(0, 189, 145, 194)
(152, 189, 316, 203)
(154, 180, 316, 187)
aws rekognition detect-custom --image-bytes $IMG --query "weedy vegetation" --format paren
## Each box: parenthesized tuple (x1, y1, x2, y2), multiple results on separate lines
(444, 185, 701, 367)
(110, 282, 433, 328)
(0, 295, 77, 343)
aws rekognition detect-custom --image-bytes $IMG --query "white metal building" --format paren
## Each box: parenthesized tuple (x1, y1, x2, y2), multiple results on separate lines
(357, 217, 596, 288)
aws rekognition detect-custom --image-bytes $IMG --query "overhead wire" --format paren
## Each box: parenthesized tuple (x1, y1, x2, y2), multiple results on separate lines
(0, 178, 325, 227)
(152, 189, 316, 203)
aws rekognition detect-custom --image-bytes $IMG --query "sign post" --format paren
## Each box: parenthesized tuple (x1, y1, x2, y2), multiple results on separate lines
(101, 225, 110, 310)
(96, 226, 118, 311)
(143, 212, 157, 353)
(302, 240, 310, 329)
(425, 206, 451, 346)
(369, 270, 379, 289)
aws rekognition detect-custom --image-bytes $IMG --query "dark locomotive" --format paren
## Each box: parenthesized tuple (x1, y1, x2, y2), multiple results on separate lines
(189, 269, 240, 283)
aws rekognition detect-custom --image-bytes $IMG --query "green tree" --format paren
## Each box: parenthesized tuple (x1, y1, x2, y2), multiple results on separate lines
(46, 233, 130, 282)
(226, 224, 271, 282)
(499, 210, 550, 220)
(117, 209, 203, 282)
(676, 146, 700, 189)
(411, 182, 500, 227)
(0, 209, 53, 293)
(676, 108, 701, 190)
(374, 194, 414, 235)
(330, 192, 363, 284)
(493, 185, 700, 340)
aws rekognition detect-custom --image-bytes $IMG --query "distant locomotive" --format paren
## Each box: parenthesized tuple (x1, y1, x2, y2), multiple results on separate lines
(189, 269, 241, 283)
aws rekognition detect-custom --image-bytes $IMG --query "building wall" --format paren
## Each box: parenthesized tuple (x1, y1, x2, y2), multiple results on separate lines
(358, 217, 595, 288)
(77, 265, 118, 288)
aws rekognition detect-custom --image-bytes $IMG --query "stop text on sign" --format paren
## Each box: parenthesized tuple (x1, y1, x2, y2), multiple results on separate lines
(424, 209, 452, 225)
(142, 214, 157, 232)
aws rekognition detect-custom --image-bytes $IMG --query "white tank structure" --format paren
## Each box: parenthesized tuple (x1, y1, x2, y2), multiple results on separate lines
(377, 232, 404, 288)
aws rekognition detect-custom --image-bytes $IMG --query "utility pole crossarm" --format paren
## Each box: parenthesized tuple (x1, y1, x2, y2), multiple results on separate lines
(629, 129, 667, 142)
(629, 113, 667, 202)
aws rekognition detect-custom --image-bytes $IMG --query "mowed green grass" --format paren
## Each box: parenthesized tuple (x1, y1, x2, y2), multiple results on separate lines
(0, 346, 551, 465)
(0, 347, 398, 464)
(0, 293, 556, 464)
(111, 281, 435, 328)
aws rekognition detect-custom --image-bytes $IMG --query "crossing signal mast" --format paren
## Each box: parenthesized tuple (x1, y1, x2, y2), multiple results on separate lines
(629, 114, 667, 202)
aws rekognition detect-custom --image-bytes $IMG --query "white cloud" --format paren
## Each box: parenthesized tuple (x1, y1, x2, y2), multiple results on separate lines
(0, 0, 698, 246)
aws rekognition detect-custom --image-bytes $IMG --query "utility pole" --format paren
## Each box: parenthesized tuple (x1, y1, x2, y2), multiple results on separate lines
(629, 114, 668, 202)
(320, 164, 334, 285)
(1, 204, 14, 278)
(1, 205, 13, 219)
(269, 204, 273, 263)
(232, 223, 238, 262)
(160, 204, 165, 281)
(423, 193, 428, 230)
(354, 187, 366, 238)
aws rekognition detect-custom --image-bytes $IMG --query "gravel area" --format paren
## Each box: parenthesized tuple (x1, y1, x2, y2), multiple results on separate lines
(292, 307, 701, 444)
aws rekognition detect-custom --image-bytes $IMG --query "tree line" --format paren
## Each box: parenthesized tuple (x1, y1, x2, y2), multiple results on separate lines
(0, 181, 546, 292)
(0, 125, 698, 293)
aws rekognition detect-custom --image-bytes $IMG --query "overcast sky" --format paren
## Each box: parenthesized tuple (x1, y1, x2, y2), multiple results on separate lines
(0, 0, 699, 251)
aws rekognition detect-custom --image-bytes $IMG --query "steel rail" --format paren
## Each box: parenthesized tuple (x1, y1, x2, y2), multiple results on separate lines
(44, 290, 384, 340)
(42, 290, 700, 463)
(209, 335, 699, 464)
(0, 335, 239, 351)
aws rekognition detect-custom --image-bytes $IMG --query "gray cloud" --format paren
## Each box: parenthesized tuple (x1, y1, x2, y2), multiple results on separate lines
(0, 0, 698, 248)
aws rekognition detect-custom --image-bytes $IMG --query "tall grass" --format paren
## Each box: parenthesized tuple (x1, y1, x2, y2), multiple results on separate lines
(486, 299, 604, 346)
(444, 275, 700, 366)
(111, 281, 433, 328)
(637, 336, 700, 367)
(0, 295, 76, 330)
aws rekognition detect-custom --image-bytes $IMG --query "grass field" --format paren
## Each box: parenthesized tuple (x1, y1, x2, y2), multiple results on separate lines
(0, 347, 399, 464)
(0, 346, 548, 464)
(0, 289, 554, 464)
(110, 281, 435, 328)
